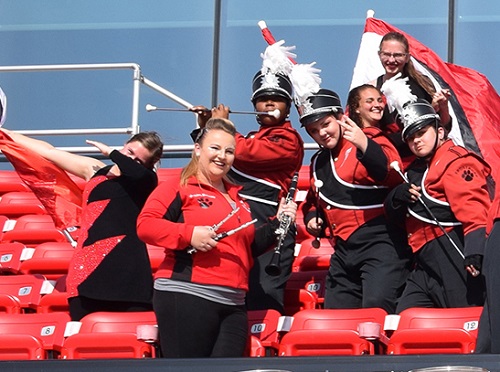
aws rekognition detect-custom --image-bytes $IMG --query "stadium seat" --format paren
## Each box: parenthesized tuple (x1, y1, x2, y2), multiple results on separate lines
(0, 242, 29, 274)
(60, 311, 158, 359)
(278, 308, 388, 356)
(1, 214, 67, 245)
(0, 191, 46, 217)
(386, 307, 483, 355)
(37, 291, 69, 314)
(293, 237, 334, 272)
(0, 312, 71, 359)
(247, 309, 283, 356)
(0, 273, 52, 311)
(285, 270, 328, 305)
(0, 171, 30, 195)
(0, 293, 22, 314)
(19, 241, 74, 280)
(283, 288, 319, 316)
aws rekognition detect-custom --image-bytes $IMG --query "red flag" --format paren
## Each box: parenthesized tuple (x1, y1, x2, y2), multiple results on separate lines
(0, 131, 82, 230)
(351, 16, 500, 184)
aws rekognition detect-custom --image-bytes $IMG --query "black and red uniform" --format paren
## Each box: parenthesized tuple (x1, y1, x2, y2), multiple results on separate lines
(476, 182, 500, 353)
(385, 139, 491, 312)
(302, 126, 412, 313)
(66, 150, 157, 320)
(229, 121, 304, 313)
(137, 177, 280, 357)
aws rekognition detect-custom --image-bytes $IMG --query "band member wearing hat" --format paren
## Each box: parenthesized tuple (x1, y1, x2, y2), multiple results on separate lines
(385, 99, 490, 313)
(300, 88, 412, 313)
(191, 69, 304, 314)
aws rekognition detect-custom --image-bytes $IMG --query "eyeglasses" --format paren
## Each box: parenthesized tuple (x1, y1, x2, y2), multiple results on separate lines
(378, 51, 408, 60)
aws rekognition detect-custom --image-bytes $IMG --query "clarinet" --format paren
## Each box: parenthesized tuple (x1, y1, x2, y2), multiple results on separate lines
(265, 172, 299, 276)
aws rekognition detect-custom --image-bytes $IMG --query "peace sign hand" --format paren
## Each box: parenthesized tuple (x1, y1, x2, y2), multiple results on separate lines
(339, 115, 368, 153)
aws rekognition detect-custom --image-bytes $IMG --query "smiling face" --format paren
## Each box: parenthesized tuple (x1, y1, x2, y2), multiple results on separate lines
(254, 95, 290, 126)
(355, 87, 385, 128)
(195, 129, 236, 183)
(379, 39, 410, 78)
(305, 114, 342, 150)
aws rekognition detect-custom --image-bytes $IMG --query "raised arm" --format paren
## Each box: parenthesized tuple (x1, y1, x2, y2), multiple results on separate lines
(2, 129, 106, 181)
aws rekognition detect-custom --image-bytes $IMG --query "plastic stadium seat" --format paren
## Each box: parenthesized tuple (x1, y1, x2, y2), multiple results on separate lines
(0, 312, 71, 359)
(278, 308, 388, 356)
(285, 270, 328, 305)
(283, 288, 319, 316)
(37, 291, 69, 314)
(0, 191, 46, 217)
(293, 238, 334, 272)
(0, 171, 30, 195)
(386, 307, 483, 355)
(60, 311, 158, 359)
(0, 242, 28, 274)
(0, 293, 22, 314)
(1, 214, 67, 245)
(0, 273, 52, 311)
(247, 309, 283, 356)
(20, 241, 74, 280)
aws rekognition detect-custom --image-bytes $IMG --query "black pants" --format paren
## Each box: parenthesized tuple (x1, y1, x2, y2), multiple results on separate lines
(396, 229, 484, 313)
(476, 221, 500, 353)
(324, 217, 413, 314)
(68, 296, 152, 321)
(153, 290, 248, 358)
(246, 200, 296, 314)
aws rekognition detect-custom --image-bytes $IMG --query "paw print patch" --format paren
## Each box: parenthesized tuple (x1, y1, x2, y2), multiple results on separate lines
(197, 197, 213, 208)
(462, 169, 474, 181)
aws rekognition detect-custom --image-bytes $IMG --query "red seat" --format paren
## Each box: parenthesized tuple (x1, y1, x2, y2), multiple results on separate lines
(37, 292, 69, 314)
(0, 273, 50, 311)
(1, 214, 67, 245)
(386, 307, 483, 355)
(0, 312, 71, 359)
(0, 293, 22, 314)
(0, 191, 46, 217)
(20, 241, 74, 280)
(247, 309, 283, 356)
(278, 308, 388, 356)
(0, 171, 30, 195)
(283, 288, 319, 316)
(285, 270, 327, 305)
(60, 311, 157, 359)
(0, 242, 28, 274)
(293, 238, 334, 272)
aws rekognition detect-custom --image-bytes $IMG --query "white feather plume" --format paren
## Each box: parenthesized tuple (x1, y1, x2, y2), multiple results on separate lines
(260, 39, 296, 75)
(380, 73, 417, 115)
(290, 62, 322, 106)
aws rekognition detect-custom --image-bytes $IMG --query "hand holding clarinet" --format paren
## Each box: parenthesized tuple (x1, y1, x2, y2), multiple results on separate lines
(265, 172, 299, 276)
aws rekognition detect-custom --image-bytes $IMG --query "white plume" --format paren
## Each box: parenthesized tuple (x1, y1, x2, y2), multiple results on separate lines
(380, 73, 417, 115)
(290, 62, 322, 106)
(260, 39, 296, 75)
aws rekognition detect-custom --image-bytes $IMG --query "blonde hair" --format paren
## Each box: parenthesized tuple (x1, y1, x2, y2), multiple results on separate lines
(180, 118, 236, 186)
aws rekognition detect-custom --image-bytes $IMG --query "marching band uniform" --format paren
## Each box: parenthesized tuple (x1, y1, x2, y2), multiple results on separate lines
(385, 99, 490, 313)
(300, 89, 412, 314)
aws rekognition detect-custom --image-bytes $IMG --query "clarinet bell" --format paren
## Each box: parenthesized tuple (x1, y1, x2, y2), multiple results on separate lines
(265, 250, 282, 276)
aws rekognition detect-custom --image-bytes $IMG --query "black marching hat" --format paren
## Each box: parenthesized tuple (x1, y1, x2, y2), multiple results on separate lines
(251, 69, 293, 104)
(401, 98, 440, 141)
(297, 89, 343, 127)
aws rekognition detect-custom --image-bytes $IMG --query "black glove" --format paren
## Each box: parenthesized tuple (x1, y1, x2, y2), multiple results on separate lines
(392, 183, 414, 207)
(464, 254, 483, 272)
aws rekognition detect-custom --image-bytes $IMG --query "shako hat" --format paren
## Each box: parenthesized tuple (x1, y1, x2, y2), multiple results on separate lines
(251, 70, 293, 104)
(297, 88, 343, 127)
(401, 98, 440, 141)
